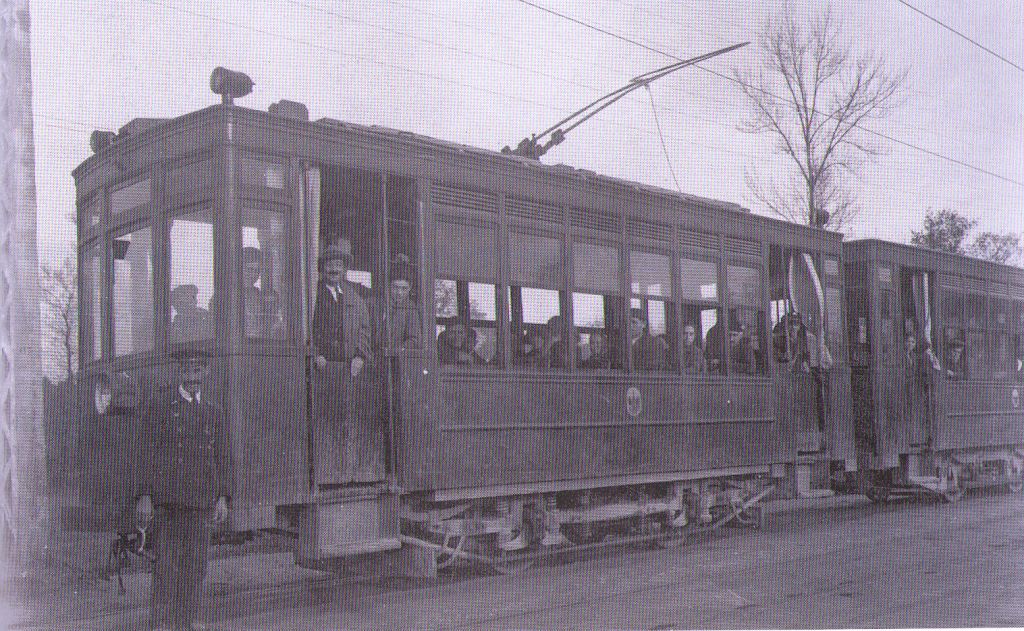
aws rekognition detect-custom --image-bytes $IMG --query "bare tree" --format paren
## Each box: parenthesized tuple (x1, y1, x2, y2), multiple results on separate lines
(735, 5, 907, 231)
(40, 256, 78, 382)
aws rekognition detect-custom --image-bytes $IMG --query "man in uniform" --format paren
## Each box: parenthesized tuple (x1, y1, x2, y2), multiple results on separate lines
(136, 349, 231, 630)
(680, 323, 707, 375)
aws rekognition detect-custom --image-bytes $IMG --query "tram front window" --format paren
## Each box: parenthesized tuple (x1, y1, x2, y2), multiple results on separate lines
(169, 209, 215, 343)
(112, 226, 154, 356)
(242, 208, 286, 340)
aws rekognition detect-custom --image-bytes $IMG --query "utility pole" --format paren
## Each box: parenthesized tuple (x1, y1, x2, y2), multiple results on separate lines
(1, 0, 47, 574)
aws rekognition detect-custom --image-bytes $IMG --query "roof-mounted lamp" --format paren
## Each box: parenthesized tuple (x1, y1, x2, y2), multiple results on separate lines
(210, 67, 254, 105)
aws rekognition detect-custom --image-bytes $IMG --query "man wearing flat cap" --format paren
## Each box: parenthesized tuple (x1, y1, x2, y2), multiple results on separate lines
(312, 239, 373, 481)
(136, 348, 231, 630)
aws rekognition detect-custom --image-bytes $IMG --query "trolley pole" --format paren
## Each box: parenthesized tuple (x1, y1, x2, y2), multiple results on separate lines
(0, 0, 48, 577)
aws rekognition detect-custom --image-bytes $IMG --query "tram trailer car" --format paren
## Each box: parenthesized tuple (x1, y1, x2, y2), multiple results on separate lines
(64, 69, 855, 569)
(843, 239, 1024, 501)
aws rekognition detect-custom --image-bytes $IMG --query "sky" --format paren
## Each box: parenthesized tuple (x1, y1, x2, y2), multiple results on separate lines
(29, 0, 1024, 265)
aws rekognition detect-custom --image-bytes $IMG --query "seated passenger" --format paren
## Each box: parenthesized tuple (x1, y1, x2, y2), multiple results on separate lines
(943, 328, 965, 379)
(242, 246, 283, 338)
(580, 331, 611, 369)
(705, 320, 726, 374)
(680, 323, 707, 375)
(729, 323, 755, 375)
(630, 308, 667, 372)
(544, 315, 569, 369)
(520, 329, 545, 368)
(383, 254, 422, 351)
(437, 321, 483, 366)
(169, 283, 213, 342)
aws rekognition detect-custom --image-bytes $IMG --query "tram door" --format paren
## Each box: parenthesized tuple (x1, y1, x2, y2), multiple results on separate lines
(306, 166, 390, 486)
(899, 268, 937, 448)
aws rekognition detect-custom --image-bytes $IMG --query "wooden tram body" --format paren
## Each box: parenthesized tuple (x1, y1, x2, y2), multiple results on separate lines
(844, 240, 1024, 498)
(69, 82, 856, 567)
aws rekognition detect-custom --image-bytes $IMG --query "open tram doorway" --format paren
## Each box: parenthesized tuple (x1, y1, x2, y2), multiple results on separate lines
(769, 246, 833, 455)
(898, 268, 938, 449)
(308, 165, 421, 488)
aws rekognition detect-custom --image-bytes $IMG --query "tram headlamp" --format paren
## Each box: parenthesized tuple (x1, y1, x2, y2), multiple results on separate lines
(94, 374, 113, 416)
(210, 67, 254, 105)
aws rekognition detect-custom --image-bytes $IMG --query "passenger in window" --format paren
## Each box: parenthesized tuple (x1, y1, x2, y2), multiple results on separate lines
(705, 320, 728, 374)
(312, 241, 371, 377)
(383, 254, 421, 351)
(545, 315, 569, 369)
(730, 320, 755, 375)
(680, 323, 707, 375)
(580, 331, 611, 369)
(945, 338, 965, 379)
(519, 329, 545, 368)
(630, 308, 667, 372)
(169, 284, 213, 342)
(242, 246, 283, 338)
(438, 320, 483, 366)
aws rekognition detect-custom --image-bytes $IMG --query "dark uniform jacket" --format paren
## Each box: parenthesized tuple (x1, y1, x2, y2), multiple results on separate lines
(312, 281, 371, 362)
(139, 387, 232, 509)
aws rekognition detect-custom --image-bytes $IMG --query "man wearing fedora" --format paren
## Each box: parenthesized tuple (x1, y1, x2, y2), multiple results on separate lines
(136, 348, 231, 630)
(312, 238, 373, 481)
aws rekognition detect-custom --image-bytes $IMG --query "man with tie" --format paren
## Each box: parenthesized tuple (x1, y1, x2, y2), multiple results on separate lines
(311, 239, 372, 481)
(136, 348, 231, 630)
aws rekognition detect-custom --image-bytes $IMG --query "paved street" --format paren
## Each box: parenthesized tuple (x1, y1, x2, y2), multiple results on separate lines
(16, 489, 1024, 630)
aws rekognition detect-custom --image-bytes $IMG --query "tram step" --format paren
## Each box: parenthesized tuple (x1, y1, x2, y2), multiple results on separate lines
(295, 493, 400, 564)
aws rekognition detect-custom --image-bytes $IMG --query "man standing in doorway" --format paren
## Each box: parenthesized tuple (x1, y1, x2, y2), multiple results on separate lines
(136, 348, 231, 630)
(312, 240, 372, 481)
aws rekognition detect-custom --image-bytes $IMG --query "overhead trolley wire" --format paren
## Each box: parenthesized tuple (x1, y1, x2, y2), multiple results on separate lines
(895, 0, 1024, 73)
(515, 0, 1024, 189)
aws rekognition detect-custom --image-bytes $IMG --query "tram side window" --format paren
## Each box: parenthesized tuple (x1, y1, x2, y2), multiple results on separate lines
(1015, 301, 1024, 382)
(434, 219, 498, 367)
(991, 298, 1012, 380)
(242, 208, 286, 340)
(509, 287, 564, 368)
(436, 280, 498, 366)
(82, 243, 104, 361)
(112, 226, 154, 356)
(630, 250, 674, 372)
(727, 264, 767, 376)
(940, 288, 966, 380)
(508, 231, 565, 369)
(679, 257, 720, 374)
(574, 241, 623, 370)
(169, 209, 215, 343)
(964, 292, 988, 381)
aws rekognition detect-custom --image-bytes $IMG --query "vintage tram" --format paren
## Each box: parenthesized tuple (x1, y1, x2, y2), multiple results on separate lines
(67, 68, 858, 571)
(844, 239, 1024, 501)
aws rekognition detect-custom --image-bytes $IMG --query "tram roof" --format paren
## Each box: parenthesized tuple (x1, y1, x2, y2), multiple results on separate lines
(75, 103, 843, 245)
(846, 238, 1024, 286)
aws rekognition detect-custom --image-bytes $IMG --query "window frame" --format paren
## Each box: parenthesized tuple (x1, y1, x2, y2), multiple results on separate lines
(678, 250, 724, 378)
(724, 259, 769, 378)
(629, 247, 676, 373)
(239, 202, 293, 345)
(110, 218, 156, 358)
(570, 235, 625, 372)
(166, 203, 219, 349)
